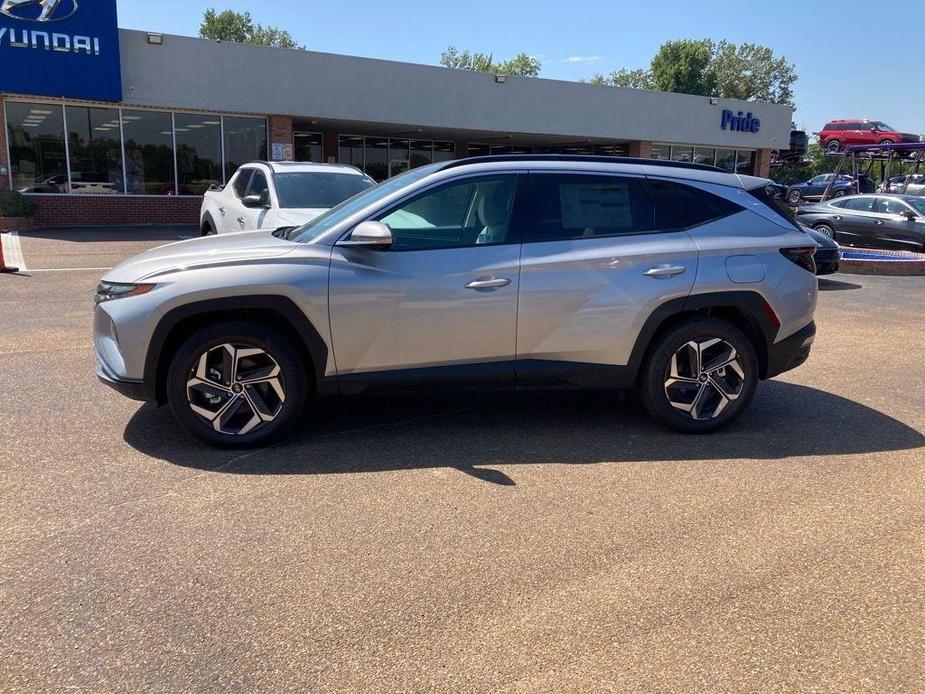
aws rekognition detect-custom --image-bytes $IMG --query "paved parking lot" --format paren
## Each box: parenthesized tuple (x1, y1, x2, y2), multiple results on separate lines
(1, 228, 923, 691)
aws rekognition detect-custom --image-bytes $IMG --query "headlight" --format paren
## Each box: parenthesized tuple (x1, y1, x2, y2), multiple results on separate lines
(95, 281, 156, 304)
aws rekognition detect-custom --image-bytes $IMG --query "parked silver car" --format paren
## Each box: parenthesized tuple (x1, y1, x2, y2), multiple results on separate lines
(95, 156, 818, 445)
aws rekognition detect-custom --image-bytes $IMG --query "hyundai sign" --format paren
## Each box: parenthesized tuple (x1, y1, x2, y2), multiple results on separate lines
(0, 0, 122, 102)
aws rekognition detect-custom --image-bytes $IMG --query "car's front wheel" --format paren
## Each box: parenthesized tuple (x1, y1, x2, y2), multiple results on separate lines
(638, 319, 759, 434)
(787, 189, 802, 205)
(814, 223, 836, 239)
(166, 321, 309, 446)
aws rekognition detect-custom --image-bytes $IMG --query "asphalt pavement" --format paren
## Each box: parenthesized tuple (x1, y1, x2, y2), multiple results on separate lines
(1, 228, 923, 692)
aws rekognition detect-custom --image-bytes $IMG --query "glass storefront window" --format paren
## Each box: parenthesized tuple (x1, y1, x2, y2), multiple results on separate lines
(671, 146, 693, 163)
(6, 102, 67, 193)
(468, 144, 491, 157)
(433, 141, 455, 163)
(293, 131, 322, 163)
(736, 151, 755, 175)
(122, 109, 175, 195)
(595, 144, 628, 156)
(693, 148, 715, 166)
(651, 144, 671, 160)
(224, 116, 268, 180)
(65, 105, 124, 194)
(388, 138, 410, 178)
(715, 149, 736, 172)
(175, 113, 222, 195)
(339, 136, 365, 169)
(364, 137, 389, 181)
(410, 139, 432, 169)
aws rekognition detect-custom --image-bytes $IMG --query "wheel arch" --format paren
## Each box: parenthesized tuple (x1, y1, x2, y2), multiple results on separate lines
(628, 292, 777, 382)
(144, 296, 329, 404)
(200, 212, 217, 236)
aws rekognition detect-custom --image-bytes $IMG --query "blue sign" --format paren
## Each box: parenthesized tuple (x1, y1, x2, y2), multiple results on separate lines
(721, 109, 761, 134)
(0, 0, 122, 103)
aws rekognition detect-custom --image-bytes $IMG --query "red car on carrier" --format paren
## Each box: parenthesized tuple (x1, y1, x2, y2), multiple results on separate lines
(819, 120, 920, 152)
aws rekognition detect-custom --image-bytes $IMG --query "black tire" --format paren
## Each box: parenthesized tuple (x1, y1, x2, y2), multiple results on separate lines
(201, 217, 217, 236)
(638, 318, 759, 434)
(831, 189, 846, 198)
(877, 139, 894, 147)
(787, 189, 802, 205)
(166, 321, 309, 447)
(825, 139, 842, 153)
(814, 223, 835, 240)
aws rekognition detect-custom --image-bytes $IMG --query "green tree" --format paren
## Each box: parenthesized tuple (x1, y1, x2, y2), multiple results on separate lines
(649, 39, 715, 96)
(593, 39, 797, 106)
(440, 46, 542, 78)
(708, 40, 796, 105)
(199, 9, 303, 49)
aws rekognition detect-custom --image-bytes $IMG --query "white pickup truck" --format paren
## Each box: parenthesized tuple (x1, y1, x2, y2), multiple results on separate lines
(199, 161, 375, 235)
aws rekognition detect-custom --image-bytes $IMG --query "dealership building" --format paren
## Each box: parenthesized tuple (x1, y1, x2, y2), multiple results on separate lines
(0, 1, 794, 227)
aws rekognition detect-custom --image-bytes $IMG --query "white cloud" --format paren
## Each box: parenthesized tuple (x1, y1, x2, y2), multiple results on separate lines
(562, 55, 601, 64)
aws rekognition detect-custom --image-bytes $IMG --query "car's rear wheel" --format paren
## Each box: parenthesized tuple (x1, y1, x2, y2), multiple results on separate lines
(787, 189, 802, 204)
(638, 319, 759, 434)
(166, 321, 309, 447)
(814, 223, 836, 239)
(831, 189, 846, 198)
(878, 138, 894, 147)
(825, 139, 843, 153)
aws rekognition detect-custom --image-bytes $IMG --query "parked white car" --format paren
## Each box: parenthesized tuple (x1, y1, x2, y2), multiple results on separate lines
(200, 161, 375, 235)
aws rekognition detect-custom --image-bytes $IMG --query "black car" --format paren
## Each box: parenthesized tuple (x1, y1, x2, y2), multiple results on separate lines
(801, 225, 840, 275)
(795, 194, 925, 252)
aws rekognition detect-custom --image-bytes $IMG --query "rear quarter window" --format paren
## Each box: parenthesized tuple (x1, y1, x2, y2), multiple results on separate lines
(644, 179, 744, 229)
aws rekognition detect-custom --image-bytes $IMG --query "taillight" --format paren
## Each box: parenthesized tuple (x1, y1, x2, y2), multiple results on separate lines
(780, 247, 817, 274)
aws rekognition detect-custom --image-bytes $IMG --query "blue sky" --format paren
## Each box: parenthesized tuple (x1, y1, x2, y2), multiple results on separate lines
(116, 0, 925, 135)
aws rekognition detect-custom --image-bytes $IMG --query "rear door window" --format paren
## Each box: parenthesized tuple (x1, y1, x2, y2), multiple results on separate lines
(843, 197, 876, 213)
(524, 174, 655, 242)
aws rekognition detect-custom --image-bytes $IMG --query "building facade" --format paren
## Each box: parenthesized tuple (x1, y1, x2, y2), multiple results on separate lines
(0, 2, 792, 227)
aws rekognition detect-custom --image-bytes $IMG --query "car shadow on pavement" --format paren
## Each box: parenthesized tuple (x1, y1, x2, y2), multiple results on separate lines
(124, 381, 924, 486)
(818, 278, 863, 291)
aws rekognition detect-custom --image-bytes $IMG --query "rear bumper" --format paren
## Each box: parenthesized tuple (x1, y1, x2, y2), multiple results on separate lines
(815, 249, 840, 276)
(766, 321, 816, 379)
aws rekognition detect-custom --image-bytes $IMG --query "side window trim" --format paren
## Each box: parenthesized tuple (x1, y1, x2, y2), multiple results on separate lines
(644, 176, 745, 232)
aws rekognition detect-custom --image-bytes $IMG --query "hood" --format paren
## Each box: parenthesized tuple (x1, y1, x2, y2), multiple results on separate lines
(274, 208, 329, 226)
(104, 230, 297, 283)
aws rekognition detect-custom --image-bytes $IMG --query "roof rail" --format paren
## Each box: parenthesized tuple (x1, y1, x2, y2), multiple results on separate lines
(438, 154, 726, 174)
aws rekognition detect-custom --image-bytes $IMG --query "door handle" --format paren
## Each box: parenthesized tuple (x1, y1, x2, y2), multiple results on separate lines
(465, 277, 511, 290)
(833, 216, 842, 221)
(237, 217, 246, 226)
(643, 265, 686, 279)
(218, 207, 226, 217)
(874, 220, 884, 225)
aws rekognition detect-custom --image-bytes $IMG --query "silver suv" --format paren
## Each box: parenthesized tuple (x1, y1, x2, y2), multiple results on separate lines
(95, 156, 818, 445)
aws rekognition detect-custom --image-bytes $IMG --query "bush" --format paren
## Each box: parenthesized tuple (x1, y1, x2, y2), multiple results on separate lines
(0, 190, 38, 217)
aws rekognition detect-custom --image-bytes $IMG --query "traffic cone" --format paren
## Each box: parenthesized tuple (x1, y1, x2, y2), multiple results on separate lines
(0, 232, 20, 273)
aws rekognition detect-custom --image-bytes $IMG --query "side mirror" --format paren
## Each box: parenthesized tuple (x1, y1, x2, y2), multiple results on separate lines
(242, 193, 269, 209)
(338, 221, 393, 248)
(903, 210, 917, 221)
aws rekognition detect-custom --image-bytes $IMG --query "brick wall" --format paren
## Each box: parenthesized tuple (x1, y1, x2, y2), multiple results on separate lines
(269, 116, 294, 160)
(29, 195, 202, 228)
(754, 149, 772, 178)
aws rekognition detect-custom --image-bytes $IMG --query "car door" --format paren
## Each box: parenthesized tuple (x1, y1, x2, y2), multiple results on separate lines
(875, 198, 923, 250)
(328, 173, 524, 388)
(221, 168, 254, 233)
(806, 175, 829, 198)
(835, 196, 881, 248)
(515, 172, 698, 386)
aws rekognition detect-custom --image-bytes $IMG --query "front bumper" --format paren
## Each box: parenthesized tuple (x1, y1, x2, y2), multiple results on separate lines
(766, 321, 816, 379)
(96, 354, 146, 401)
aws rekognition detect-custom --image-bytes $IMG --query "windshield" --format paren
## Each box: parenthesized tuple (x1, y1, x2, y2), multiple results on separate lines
(906, 198, 925, 215)
(273, 172, 374, 209)
(290, 164, 441, 243)
(873, 121, 895, 131)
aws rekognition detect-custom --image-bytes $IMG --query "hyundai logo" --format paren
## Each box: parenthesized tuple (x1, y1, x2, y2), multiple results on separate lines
(0, 0, 78, 22)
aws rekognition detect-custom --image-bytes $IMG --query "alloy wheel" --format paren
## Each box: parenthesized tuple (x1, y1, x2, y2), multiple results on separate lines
(186, 343, 286, 436)
(664, 338, 746, 421)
